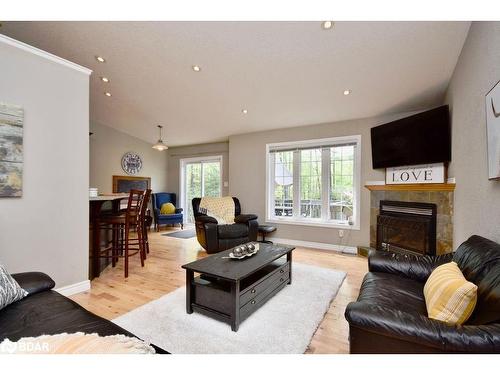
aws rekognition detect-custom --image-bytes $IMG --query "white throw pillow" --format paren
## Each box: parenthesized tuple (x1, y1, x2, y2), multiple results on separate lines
(0, 264, 28, 311)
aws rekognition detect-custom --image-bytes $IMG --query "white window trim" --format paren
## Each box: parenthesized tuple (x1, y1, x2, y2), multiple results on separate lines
(265, 135, 361, 230)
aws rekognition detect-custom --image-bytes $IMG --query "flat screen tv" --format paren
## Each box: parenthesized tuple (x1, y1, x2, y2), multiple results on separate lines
(371, 105, 451, 169)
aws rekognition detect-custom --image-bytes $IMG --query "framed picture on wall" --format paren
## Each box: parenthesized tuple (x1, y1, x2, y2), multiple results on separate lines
(112, 175, 151, 193)
(486, 80, 500, 180)
(0, 103, 24, 197)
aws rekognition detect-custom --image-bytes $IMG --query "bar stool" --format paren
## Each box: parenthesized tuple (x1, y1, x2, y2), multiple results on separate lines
(100, 189, 151, 277)
(143, 209, 153, 258)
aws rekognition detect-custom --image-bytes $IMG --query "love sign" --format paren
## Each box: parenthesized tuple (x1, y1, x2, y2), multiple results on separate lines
(386, 163, 445, 184)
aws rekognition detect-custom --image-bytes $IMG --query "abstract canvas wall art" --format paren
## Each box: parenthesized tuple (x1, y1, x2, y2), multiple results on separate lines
(0, 103, 24, 197)
(486, 80, 500, 180)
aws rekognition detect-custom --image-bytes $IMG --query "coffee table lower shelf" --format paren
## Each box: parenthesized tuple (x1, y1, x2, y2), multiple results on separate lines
(186, 257, 292, 332)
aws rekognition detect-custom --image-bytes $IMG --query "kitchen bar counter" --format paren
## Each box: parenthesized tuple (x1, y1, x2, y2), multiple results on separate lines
(89, 194, 128, 279)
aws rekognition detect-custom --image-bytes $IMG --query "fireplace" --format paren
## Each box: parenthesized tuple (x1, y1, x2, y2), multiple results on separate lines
(376, 200, 437, 256)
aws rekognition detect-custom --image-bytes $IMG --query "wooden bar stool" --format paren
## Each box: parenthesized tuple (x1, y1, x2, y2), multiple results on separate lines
(99, 189, 151, 277)
(143, 209, 153, 258)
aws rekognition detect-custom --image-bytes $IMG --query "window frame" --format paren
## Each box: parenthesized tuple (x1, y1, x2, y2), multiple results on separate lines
(265, 135, 361, 230)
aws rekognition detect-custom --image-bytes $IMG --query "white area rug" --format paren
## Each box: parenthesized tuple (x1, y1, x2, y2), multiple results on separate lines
(113, 263, 346, 354)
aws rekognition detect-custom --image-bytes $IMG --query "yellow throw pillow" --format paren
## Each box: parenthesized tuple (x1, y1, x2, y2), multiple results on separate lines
(160, 202, 176, 215)
(423, 261, 477, 325)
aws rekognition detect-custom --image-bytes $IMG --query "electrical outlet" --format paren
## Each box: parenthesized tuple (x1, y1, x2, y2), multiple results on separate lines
(338, 229, 345, 238)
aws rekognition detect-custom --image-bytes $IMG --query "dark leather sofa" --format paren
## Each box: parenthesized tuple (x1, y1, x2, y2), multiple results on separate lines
(0, 272, 167, 353)
(345, 235, 500, 353)
(192, 197, 258, 254)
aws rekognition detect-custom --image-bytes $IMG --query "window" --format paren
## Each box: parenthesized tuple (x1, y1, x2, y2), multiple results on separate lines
(300, 149, 322, 219)
(266, 136, 360, 229)
(180, 155, 222, 223)
(330, 145, 354, 222)
(272, 151, 294, 218)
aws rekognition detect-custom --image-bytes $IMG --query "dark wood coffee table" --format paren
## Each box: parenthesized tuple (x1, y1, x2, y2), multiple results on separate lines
(182, 243, 294, 331)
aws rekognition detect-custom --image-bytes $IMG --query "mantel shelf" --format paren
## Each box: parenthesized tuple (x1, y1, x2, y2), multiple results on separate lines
(365, 183, 455, 192)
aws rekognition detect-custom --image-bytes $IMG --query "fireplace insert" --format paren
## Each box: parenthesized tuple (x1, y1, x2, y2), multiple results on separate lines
(376, 200, 437, 256)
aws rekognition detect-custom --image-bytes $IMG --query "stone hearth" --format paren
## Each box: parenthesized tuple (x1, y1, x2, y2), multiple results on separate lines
(369, 189, 454, 255)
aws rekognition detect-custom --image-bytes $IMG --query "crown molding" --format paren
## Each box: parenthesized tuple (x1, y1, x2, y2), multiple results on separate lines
(0, 33, 92, 75)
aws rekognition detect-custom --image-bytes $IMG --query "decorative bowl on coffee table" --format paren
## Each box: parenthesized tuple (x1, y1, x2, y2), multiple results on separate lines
(228, 242, 260, 259)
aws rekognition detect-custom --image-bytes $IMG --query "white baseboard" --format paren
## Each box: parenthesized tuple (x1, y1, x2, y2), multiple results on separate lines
(55, 280, 91, 296)
(270, 237, 357, 254)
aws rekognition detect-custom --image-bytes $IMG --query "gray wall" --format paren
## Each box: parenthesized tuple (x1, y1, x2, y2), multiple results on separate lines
(90, 122, 168, 193)
(229, 113, 415, 247)
(0, 38, 89, 287)
(167, 142, 229, 209)
(445, 21, 500, 246)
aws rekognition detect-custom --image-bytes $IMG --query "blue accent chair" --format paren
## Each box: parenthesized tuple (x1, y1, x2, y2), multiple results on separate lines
(152, 192, 184, 231)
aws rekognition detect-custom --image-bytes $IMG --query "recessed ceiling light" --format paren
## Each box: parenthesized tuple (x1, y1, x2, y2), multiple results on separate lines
(104, 92, 112, 97)
(322, 21, 334, 30)
(100, 77, 110, 83)
(242, 109, 248, 114)
(96, 56, 106, 63)
(192, 65, 201, 72)
(343, 90, 351, 96)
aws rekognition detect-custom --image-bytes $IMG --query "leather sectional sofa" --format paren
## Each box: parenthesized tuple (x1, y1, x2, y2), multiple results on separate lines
(345, 235, 500, 353)
(0, 272, 167, 353)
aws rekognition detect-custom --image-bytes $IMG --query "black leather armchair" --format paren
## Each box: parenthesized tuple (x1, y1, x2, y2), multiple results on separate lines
(192, 197, 258, 254)
(345, 235, 500, 353)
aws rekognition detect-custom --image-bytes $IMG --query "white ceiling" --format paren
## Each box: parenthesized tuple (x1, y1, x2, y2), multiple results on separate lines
(1, 21, 470, 147)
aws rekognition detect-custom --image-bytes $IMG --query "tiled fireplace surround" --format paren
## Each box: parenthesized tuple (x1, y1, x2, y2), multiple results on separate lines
(369, 188, 454, 255)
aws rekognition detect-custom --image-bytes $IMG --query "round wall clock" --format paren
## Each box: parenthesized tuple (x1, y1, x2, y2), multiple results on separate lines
(121, 152, 143, 175)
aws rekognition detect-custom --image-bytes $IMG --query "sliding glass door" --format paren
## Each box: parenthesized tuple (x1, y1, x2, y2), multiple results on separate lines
(181, 156, 222, 223)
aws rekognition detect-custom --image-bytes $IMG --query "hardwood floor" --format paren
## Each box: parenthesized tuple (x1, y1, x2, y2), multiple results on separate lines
(70, 226, 368, 354)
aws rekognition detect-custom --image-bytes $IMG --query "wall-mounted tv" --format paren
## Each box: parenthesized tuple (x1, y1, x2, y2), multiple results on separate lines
(371, 105, 451, 169)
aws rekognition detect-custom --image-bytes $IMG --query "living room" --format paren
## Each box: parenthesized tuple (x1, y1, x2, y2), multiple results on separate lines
(1, 0, 499, 372)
